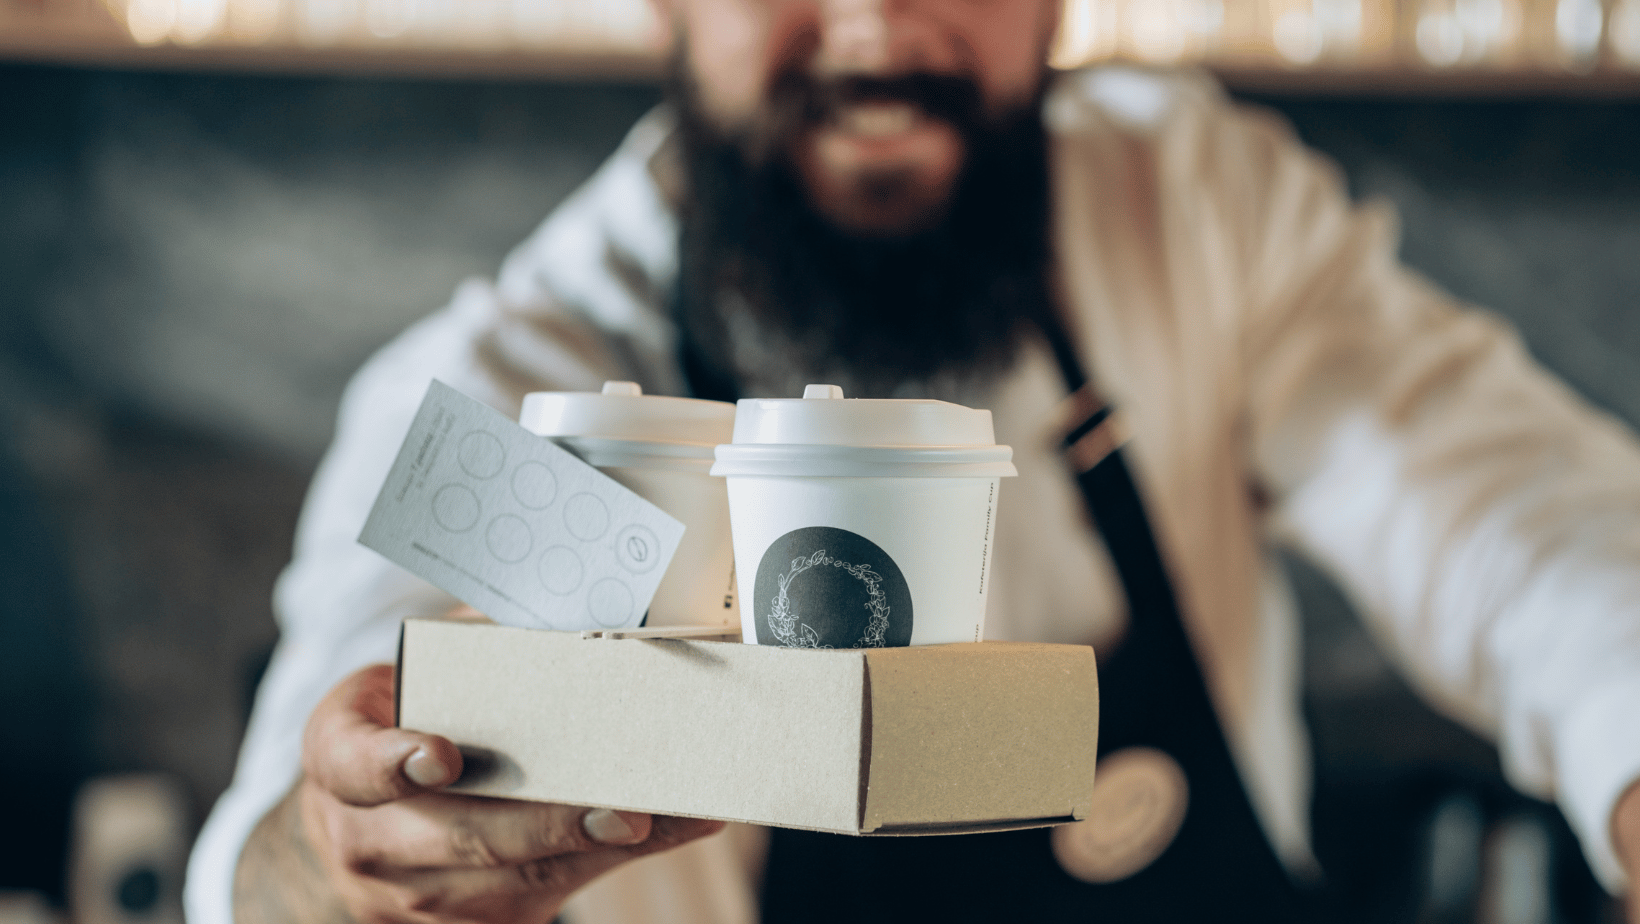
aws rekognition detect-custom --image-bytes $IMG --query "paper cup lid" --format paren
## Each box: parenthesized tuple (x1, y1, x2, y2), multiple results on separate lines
(520, 382, 736, 447)
(712, 384, 1017, 478)
(730, 383, 999, 446)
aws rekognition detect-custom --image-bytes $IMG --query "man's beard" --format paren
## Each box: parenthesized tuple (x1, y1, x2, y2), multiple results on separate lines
(672, 66, 1056, 399)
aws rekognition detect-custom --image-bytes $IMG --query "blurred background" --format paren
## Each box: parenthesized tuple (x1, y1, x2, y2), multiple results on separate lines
(1, 2, 1638, 923)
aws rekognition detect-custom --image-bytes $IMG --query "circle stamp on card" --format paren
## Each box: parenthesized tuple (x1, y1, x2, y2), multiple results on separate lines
(587, 578, 635, 627)
(485, 515, 533, 563)
(563, 493, 610, 542)
(538, 546, 583, 596)
(431, 484, 480, 533)
(510, 461, 558, 509)
(1052, 747, 1189, 885)
(457, 430, 505, 479)
(615, 524, 661, 574)
(752, 526, 912, 648)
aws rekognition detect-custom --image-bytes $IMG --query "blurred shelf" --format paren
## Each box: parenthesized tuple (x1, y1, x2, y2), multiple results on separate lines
(0, 33, 665, 81)
(0, 0, 666, 80)
(4, 0, 1640, 95)
(1214, 61, 1640, 96)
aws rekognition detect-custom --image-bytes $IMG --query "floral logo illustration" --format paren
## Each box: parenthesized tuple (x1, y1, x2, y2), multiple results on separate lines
(753, 526, 913, 648)
(769, 550, 891, 649)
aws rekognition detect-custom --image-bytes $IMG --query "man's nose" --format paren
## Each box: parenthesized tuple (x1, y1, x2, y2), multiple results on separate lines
(816, 0, 896, 73)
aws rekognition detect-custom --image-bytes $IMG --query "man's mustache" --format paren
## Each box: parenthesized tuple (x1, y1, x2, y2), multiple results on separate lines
(669, 43, 991, 168)
(727, 70, 987, 165)
(777, 72, 987, 132)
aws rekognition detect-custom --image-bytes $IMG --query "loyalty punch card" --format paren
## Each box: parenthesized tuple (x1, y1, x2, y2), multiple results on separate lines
(360, 380, 685, 632)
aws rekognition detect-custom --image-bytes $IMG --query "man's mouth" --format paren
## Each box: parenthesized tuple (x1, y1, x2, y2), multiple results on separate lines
(811, 100, 960, 175)
(835, 100, 921, 137)
(764, 76, 979, 234)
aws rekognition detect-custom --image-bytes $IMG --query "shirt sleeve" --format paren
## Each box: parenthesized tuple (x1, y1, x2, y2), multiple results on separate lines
(1216, 90, 1640, 892)
(184, 107, 681, 924)
(183, 271, 626, 924)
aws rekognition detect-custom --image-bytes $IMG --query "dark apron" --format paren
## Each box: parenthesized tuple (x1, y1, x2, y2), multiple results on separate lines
(677, 310, 1321, 922)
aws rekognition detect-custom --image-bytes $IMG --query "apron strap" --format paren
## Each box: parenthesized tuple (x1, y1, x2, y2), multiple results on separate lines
(674, 290, 1320, 919)
(1032, 315, 1314, 914)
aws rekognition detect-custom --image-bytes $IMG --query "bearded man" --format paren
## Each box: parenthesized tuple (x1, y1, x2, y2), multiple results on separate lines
(191, 0, 1640, 921)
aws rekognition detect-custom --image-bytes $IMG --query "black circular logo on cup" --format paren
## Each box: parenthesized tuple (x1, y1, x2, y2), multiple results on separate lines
(753, 526, 912, 648)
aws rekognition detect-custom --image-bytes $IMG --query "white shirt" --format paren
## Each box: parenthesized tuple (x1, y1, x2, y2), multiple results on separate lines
(188, 68, 1640, 924)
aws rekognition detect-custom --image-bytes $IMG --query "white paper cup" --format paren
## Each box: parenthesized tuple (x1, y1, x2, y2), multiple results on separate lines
(711, 384, 1017, 648)
(521, 382, 737, 628)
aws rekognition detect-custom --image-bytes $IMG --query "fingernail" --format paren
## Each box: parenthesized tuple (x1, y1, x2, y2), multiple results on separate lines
(403, 747, 449, 787)
(583, 808, 637, 844)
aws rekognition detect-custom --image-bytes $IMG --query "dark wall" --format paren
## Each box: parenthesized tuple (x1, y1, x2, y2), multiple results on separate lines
(0, 66, 663, 460)
(0, 63, 1636, 907)
(0, 64, 661, 899)
(1256, 94, 1640, 426)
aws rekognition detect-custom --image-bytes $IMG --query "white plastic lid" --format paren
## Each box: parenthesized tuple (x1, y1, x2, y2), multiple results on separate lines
(730, 383, 1000, 447)
(712, 384, 1016, 478)
(520, 381, 736, 445)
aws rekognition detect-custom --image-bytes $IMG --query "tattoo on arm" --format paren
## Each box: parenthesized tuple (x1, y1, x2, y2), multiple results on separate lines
(234, 783, 356, 924)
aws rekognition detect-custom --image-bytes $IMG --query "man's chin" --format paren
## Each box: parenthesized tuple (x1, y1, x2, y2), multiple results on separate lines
(804, 184, 953, 237)
(793, 122, 966, 237)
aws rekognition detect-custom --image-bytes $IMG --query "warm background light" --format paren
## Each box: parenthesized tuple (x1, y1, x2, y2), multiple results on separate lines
(2, 0, 1639, 82)
(1049, 0, 1634, 71)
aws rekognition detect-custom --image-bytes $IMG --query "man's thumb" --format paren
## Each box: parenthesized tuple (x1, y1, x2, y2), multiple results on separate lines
(303, 664, 464, 806)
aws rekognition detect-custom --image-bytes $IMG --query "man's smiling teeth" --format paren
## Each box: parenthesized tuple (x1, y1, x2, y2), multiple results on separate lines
(837, 102, 919, 136)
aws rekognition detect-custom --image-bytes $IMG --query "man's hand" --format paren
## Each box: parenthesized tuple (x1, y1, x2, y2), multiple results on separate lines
(1614, 780, 1640, 922)
(234, 664, 725, 924)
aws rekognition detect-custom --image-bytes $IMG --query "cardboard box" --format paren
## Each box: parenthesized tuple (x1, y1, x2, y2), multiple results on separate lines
(396, 617, 1100, 835)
